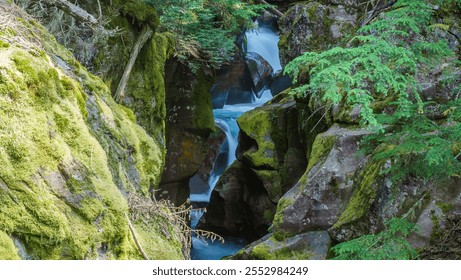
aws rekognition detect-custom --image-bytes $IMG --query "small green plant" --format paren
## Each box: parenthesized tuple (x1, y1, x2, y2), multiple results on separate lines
(332, 218, 418, 260)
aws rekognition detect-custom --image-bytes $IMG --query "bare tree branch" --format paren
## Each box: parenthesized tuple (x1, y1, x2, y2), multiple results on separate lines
(41, 0, 98, 25)
(361, 0, 397, 26)
(125, 212, 150, 260)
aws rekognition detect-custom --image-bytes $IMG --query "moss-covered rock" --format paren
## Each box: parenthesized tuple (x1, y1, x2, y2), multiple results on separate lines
(157, 61, 216, 204)
(121, 32, 175, 142)
(237, 95, 307, 201)
(278, 2, 358, 66)
(238, 107, 279, 170)
(0, 231, 20, 260)
(270, 125, 370, 241)
(233, 231, 330, 260)
(0, 4, 183, 259)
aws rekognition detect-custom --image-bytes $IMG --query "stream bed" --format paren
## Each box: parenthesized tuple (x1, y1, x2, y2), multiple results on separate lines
(189, 20, 282, 260)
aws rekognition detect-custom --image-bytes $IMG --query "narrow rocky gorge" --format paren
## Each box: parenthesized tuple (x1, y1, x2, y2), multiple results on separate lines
(1, 0, 460, 260)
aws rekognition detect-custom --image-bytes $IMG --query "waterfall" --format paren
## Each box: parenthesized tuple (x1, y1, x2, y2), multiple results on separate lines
(245, 26, 282, 73)
(189, 20, 282, 260)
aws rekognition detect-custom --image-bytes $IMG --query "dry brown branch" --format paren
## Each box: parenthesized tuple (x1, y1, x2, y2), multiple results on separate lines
(125, 212, 150, 260)
(126, 193, 224, 260)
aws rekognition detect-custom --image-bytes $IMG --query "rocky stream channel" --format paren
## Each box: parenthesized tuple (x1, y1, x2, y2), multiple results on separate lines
(190, 19, 286, 260)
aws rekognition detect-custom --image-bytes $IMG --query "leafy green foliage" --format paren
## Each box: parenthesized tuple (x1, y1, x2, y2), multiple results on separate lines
(284, 0, 454, 127)
(286, 1, 460, 260)
(364, 100, 461, 182)
(146, 0, 268, 71)
(332, 218, 418, 260)
(285, 0, 460, 183)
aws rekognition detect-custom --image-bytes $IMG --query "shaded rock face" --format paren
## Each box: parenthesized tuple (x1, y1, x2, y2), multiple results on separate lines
(237, 96, 308, 201)
(158, 61, 215, 205)
(278, 1, 358, 66)
(245, 52, 273, 96)
(211, 56, 256, 108)
(199, 95, 308, 240)
(197, 161, 275, 241)
(270, 70, 292, 96)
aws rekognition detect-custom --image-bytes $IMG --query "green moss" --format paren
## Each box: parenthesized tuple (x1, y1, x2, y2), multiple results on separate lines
(275, 246, 314, 260)
(271, 197, 295, 241)
(123, 32, 174, 142)
(119, 0, 159, 28)
(272, 198, 293, 227)
(263, 209, 274, 221)
(132, 221, 183, 259)
(238, 108, 278, 169)
(249, 244, 274, 260)
(306, 134, 337, 172)
(0, 40, 10, 48)
(253, 169, 282, 202)
(436, 202, 454, 214)
(0, 231, 21, 260)
(333, 161, 382, 229)
(0, 13, 183, 259)
(191, 70, 215, 134)
(248, 238, 314, 260)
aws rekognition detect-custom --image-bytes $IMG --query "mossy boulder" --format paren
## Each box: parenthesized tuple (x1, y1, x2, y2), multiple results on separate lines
(278, 1, 357, 66)
(237, 94, 307, 202)
(199, 95, 308, 241)
(0, 231, 20, 260)
(270, 125, 371, 240)
(232, 231, 330, 260)
(0, 4, 183, 259)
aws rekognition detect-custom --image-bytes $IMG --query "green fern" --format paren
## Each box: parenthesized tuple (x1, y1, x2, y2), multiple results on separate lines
(332, 218, 418, 260)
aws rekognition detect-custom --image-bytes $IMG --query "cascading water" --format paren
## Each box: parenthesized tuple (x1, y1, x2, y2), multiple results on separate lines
(189, 20, 282, 260)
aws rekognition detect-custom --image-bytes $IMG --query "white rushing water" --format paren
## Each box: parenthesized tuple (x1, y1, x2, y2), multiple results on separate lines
(190, 21, 281, 260)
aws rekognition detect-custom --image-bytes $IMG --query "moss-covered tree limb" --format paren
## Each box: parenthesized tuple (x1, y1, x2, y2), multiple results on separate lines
(41, 0, 98, 25)
(114, 24, 154, 103)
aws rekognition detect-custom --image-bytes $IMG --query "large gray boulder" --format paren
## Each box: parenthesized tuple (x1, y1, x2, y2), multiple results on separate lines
(271, 125, 370, 239)
(278, 2, 358, 65)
